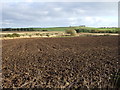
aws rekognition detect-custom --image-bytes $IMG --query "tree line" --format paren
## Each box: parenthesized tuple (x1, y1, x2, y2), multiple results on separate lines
(75, 29, 119, 33)
(1, 28, 35, 31)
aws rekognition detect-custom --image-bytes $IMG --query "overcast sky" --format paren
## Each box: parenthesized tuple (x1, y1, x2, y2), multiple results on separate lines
(1, 1, 118, 28)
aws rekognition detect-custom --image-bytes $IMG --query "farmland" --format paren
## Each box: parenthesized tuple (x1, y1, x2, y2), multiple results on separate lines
(1, 26, 118, 32)
(1, 26, 119, 40)
(2, 36, 119, 88)
(0, 26, 119, 40)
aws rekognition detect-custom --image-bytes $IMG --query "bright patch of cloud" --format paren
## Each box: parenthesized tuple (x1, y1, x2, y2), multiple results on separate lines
(53, 7, 62, 11)
(26, 0, 34, 2)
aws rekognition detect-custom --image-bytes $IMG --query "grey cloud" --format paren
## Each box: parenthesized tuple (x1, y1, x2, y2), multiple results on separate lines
(2, 2, 118, 28)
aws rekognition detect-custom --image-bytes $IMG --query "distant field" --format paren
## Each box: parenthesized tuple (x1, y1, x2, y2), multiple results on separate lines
(1, 26, 118, 32)
(97, 28, 118, 31)
(33, 27, 118, 32)
(33, 27, 111, 31)
(33, 27, 81, 31)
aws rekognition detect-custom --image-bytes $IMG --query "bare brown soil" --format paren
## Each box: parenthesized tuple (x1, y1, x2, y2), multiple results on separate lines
(2, 36, 120, 88)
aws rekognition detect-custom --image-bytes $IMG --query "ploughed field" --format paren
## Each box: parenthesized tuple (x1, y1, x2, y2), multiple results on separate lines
(2, 36, 119, 88)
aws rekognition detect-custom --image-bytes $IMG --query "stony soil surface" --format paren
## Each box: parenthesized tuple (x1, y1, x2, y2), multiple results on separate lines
(2, 36, 120, 88)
